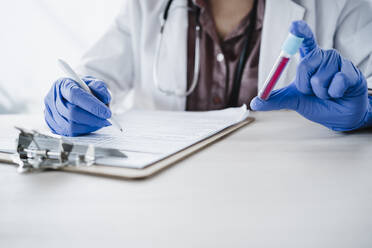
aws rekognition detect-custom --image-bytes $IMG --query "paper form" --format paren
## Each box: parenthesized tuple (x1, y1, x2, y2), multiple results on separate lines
(64, 105, 250, 169)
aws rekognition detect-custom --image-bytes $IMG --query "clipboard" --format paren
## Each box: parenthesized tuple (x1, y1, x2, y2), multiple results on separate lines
(0, 117, 254, 180)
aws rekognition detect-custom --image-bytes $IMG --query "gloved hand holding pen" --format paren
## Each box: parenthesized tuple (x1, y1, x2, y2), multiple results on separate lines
(44, 76, 112, 136)
(251, 21, 372, 131)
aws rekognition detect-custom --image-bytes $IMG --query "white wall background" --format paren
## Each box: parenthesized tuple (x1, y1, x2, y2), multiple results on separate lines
(0, 0, 123, 114)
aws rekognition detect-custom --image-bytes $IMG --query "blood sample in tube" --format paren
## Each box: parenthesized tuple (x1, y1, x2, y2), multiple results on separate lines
(259, 56, 290, 100)
(258, 33, 304, 101)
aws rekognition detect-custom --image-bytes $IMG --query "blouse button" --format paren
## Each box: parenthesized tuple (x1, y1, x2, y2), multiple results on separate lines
(216, 53, 224, 62)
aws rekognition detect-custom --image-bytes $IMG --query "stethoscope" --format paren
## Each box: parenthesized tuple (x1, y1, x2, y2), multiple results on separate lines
(153, 0, 258, 107)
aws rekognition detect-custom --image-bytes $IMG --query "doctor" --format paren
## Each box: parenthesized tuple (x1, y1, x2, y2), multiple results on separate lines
(44, 0, 372, 136)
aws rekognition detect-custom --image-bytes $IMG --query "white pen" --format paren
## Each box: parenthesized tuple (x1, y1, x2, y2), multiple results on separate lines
(57, 59, 123, 132)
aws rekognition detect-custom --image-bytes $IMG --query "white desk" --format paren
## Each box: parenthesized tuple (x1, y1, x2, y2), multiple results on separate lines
(1, 111, 372, 248)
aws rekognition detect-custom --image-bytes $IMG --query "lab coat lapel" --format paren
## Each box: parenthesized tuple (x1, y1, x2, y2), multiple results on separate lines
(259, 0, 305, 89)
(155, 0, 189, 110)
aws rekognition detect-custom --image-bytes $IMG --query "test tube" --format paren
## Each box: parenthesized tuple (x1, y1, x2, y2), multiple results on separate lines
(258, 33, 304, 101)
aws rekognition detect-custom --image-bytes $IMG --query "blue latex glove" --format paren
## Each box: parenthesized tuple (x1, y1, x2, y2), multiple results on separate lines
(44, 76, 112, 136)
(251, 21, 372, 131)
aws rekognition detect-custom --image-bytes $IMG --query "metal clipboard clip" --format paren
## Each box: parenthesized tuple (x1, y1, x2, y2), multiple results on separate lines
(13, 127, 126, 173)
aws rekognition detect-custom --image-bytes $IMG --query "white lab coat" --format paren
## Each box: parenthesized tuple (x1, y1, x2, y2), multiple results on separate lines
(77, 0, 372, 112)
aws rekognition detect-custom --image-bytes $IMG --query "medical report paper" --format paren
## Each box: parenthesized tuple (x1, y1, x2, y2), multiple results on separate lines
(65, 105, 250, 169)
(0, 106, 249, 169)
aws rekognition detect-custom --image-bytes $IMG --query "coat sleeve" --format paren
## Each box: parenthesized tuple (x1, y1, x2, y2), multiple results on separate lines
(76, 0, 136, 107)
(334, 0, 372, 88)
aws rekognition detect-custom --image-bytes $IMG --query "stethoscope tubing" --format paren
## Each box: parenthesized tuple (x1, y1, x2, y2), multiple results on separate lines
(153, 0, 201, 97)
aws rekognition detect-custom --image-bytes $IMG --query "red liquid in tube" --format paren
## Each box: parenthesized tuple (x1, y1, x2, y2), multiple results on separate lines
(258, 33, 303, 100)
(259, 56, 290, 100)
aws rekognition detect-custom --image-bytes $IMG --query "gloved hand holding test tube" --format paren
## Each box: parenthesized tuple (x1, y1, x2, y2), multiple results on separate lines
(251, 21, 372, 131)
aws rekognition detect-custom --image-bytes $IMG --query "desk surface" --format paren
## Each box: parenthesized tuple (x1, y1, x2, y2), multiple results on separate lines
(1, 111, 372, 248)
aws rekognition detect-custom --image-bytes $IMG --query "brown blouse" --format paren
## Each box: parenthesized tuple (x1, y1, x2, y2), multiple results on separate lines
(186, 0, 265, 111)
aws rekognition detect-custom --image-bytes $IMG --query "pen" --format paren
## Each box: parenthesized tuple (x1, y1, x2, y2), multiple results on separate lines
(57, 59, 123, 132)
